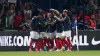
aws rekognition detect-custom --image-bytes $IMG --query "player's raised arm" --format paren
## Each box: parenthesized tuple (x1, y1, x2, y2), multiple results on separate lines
(53, 10, 64, 21)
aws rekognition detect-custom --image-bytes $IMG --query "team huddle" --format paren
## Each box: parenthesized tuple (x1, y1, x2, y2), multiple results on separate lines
(29, 9, 72, 52)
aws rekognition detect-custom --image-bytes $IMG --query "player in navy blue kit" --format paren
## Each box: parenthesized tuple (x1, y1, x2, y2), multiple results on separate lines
(62, 9, 72, 51)
(36, 13, 48, 51)
(29, 13, 47, 52)
(29, 9, 72, 52)
(45, 13, 56, 51)
(54, 10, 64, 51)
(29, 16, 40, 52)
(55, 9, 72, 51)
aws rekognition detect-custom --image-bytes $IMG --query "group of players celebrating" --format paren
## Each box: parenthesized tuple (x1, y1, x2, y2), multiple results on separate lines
(29, 9, 72, 52)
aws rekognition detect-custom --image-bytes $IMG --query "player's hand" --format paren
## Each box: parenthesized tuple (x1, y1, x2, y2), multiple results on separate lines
(54, 16, 57, 18)
(44, 22, 48, 25)
(48, 22, 54, 25)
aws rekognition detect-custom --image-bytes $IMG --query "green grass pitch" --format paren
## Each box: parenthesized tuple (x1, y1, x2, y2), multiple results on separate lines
(0, 50, 100, 56)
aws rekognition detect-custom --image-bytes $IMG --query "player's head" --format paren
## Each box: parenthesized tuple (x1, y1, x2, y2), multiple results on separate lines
(54, 10, 59, 15)
(47, 13, 52, 18)
(50, 8, 55, 13)
(50, 9, 55, 15)
(50, 9, 59, 16)
(63, 9, 68, 16)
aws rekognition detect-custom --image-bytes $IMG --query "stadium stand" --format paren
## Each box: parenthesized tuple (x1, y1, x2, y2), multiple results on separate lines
(0, 0, 100, 31)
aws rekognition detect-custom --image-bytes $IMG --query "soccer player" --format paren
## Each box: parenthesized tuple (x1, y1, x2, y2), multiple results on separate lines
(46, 13, 56, 51)
(38, 13, 48, 51)
(56, 9, 72, 51)
(54, 10, 63, 51)
(29, 16, 40, 52)
(62, 9, 72, 51)
(29, 13, 47, 52)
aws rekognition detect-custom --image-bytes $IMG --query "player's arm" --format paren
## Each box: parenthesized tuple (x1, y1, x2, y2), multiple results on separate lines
(54, 16, 64, 21)
(48, 22, 54, 25)
(39, 19, 48, 27)
(48, 19, 56, 25)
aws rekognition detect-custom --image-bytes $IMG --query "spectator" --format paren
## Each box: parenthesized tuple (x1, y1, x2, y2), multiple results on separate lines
(84, 12, 90, 23)
(88, 15, 97, 30)
(2, 11, 10, 29)
(86, 0, 95, 14)
(77, 10, 84, 30)
(71, 15, 77, 31)
(13, 11, 22, 31)
(8, 3, 15, 29)
(0, 2, 5, 30)
(96, 10, 100, 29)
(84, 12, 90, 30)
(92, 10, 98, 17)
(0, 0, 100, 31)
(23, 3, 32, 24)
(93, 0, 98, 10)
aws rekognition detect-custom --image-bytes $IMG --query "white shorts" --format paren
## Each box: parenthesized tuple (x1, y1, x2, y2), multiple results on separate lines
(46, 33, 55, 39)
(56, 33, 62, 38)
(62, 30, 71, 37)
(54, 31, 56, 37)
(39, 32, 47, 38)
(30, 31, 39, 39)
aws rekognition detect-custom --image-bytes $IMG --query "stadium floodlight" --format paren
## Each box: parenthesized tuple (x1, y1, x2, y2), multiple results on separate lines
(75, 19, 79, 51)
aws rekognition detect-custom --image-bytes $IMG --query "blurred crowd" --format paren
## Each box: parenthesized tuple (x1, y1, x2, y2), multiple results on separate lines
(0, 0, 39, 31)
(0, 0, 100, 31)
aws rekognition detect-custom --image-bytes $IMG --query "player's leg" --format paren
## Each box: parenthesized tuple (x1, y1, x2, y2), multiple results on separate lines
(29, 39, 33, 52)
(29, 31, 35, 52)
(46, 33, 51, 51)
(53, 31, 57, 50)
(38, 32, 44, 51)
(43, 32, 48, 51)
(55, 33, 62, 51)
(42, 32, 49, 51)
(48, 33, 54, 51)
(55, 33, 59, 50)
(43, 37, 47, 51)
(35, 32, 40, 52)
(38, 38, 44, 51)
(43, 32, 49, 51)
(61, 31, 66, 51)
(35, 39, 39, 52)
(49, 31, 56, 51)
(65, 30, 72, 51)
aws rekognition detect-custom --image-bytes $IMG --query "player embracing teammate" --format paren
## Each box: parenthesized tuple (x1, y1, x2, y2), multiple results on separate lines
(62, 10, 72, 51)
(29, 9, 72, 52)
